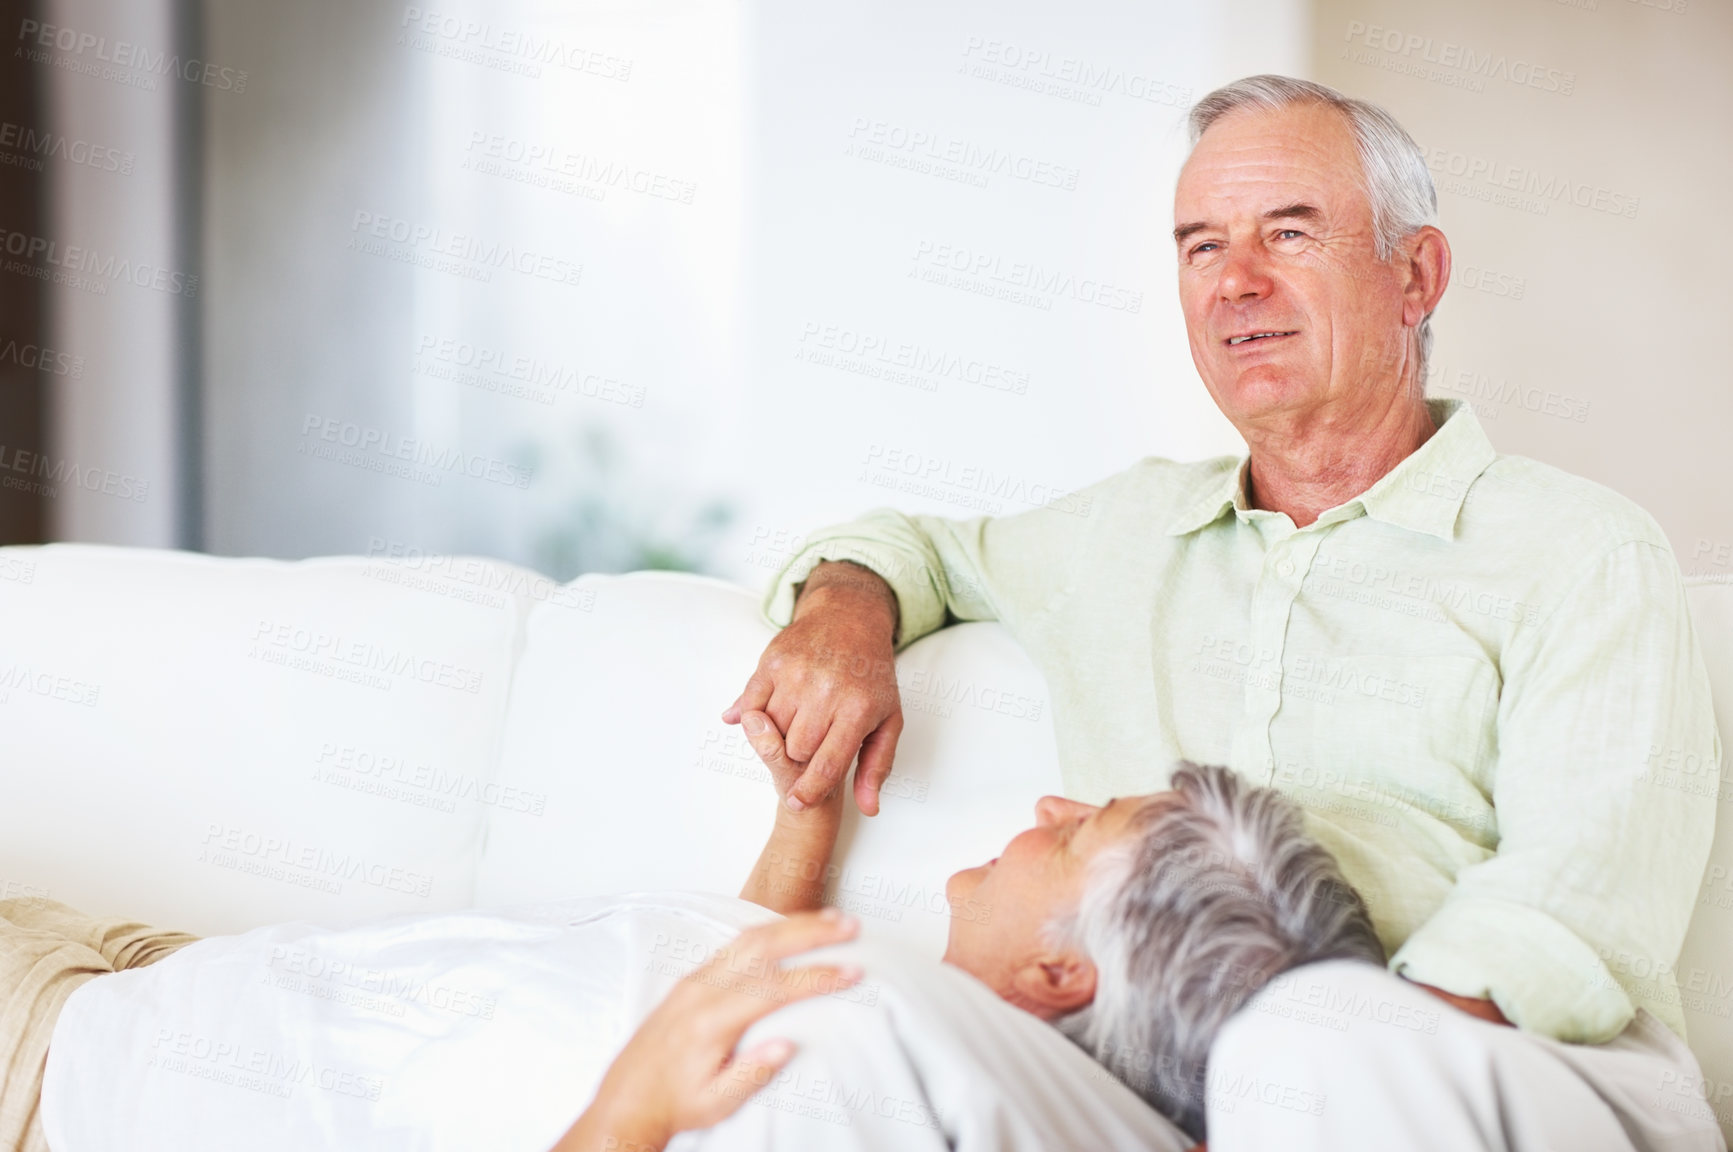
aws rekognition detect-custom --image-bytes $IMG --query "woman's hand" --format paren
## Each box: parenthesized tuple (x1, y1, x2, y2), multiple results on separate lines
(738, 709, 847, 914)
(552, 911, 863, 1152)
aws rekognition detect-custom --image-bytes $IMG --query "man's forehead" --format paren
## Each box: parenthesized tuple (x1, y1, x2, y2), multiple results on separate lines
(1173, 103, 1361, 221)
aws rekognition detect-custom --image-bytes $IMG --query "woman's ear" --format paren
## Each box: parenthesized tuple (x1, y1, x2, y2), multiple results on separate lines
(1008, 951, 1098, 1021)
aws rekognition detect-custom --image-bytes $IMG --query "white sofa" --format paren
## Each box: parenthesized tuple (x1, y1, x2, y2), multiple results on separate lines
(3, 543, 1731, 1143)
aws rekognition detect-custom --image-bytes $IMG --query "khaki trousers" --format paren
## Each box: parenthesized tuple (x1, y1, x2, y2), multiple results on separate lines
(0, 898, 198, 1152)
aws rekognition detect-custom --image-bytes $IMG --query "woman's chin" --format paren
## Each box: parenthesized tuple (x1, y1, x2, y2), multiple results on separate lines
(944, 864, 986, 904)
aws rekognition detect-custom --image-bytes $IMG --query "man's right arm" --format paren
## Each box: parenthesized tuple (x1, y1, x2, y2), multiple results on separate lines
(722, 557, 905, 815)
(725, 503, 1080, 815)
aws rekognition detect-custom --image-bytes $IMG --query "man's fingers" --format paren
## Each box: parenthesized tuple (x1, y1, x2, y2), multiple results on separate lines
(722, 672, 775, 725)
(782, 708, 830, 767)
(852, 717, 902, 818)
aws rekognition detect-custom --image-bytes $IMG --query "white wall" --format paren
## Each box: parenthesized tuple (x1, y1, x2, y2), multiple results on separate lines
(1314, 0, 1733, 578)
(727, 0, 1306, 586)
(61, 1, 1729, 587)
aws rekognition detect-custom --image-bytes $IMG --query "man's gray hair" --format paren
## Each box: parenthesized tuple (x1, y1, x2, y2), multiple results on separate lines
(1187, 74, 1440, 386)
(1051, 762, 1384, 1143)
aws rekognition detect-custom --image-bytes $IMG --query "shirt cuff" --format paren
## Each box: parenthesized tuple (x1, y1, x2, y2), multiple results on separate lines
(1390, 895, 1635, 1043)
(761, 537, 948, 649)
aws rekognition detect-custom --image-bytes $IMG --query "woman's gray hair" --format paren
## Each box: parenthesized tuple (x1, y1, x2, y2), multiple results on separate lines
(1186, 74, 1440, 386)
(1051, 762, 1384, 1143)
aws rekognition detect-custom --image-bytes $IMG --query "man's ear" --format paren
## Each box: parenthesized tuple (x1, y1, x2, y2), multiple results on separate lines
(1009, 950, 1098, 1021)
(1401, 224, 1451, 330)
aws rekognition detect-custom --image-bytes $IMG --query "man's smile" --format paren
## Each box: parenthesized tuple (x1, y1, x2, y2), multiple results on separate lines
(1224, 330, 1299, 346)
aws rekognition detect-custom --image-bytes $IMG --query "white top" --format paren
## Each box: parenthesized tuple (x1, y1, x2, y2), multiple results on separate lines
(42, 892, 778, 1152)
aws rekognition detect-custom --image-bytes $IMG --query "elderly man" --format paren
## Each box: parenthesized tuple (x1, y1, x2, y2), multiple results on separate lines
(723, 75, 1726, 1150)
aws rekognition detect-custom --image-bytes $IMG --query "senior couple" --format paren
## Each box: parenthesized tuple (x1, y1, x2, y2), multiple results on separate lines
(3, 75, 1725, 1152)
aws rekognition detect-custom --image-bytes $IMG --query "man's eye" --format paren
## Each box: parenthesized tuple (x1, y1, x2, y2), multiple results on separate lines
(1190, 241, 1219, 256)
(1276, 229, 1304, 240)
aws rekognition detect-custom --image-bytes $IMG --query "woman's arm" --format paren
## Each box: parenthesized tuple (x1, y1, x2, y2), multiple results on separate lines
(736, 710, 846, 915)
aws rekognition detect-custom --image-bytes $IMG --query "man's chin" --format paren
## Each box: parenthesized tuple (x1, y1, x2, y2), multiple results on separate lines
(1210, 364, 1319, 417)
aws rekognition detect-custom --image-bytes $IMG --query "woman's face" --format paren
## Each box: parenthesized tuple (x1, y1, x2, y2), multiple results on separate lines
(941, 794, 1165, 1018)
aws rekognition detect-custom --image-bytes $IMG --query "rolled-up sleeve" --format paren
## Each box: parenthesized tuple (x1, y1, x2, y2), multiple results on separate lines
(761, 490, 1105, 651)
(1390, 539, 1722, 1043)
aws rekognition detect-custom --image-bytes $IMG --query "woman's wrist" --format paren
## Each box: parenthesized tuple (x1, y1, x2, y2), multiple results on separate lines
(555, 1090, 672, 1152)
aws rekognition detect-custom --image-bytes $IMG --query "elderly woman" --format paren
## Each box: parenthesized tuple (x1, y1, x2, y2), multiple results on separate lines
(19, 712, 1379, 1152)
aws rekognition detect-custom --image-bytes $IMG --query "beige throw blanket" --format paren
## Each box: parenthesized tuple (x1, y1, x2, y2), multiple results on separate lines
(0, 898, 198, 1152)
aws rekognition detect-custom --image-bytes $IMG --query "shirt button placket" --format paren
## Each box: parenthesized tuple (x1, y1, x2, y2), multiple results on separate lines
(1257, 530, 1331, 782)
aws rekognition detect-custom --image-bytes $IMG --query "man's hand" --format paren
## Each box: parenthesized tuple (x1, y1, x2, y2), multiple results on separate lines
(722, 562, 904, 816)
(551, 912, 863, 1152)
(1405, 979, 1512, 1027)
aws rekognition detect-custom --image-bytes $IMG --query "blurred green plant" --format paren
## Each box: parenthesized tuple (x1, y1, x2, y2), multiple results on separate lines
(523, 423, 735, 581)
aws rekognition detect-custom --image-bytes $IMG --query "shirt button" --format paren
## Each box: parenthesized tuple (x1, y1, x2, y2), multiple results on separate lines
(1277, 560, 1296, 578)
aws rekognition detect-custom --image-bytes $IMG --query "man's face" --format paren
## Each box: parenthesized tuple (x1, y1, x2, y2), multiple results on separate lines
(942, 793, 1163, 1010)
(1173, 102, 1412, 430)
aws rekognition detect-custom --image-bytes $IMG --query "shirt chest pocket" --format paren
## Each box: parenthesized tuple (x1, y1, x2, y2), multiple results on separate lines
(1268, 652, 1501, 842)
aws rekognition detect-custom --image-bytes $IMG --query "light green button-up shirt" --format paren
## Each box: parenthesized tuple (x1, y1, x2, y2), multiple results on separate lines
(763, 398, 1722, 1044)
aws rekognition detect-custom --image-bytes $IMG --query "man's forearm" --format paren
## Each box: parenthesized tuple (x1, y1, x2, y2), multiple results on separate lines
(793, 561, 900, 646)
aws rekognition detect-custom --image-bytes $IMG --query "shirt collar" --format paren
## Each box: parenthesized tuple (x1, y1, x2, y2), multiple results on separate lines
(1164, 398, 1497, 542)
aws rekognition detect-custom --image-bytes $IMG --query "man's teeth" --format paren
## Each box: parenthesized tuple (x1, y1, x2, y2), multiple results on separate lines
(1229, 332, 1290, 344)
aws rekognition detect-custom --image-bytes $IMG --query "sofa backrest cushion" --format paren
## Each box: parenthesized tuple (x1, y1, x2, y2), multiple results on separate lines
(474, 571, 1065, 958)
(0, 544, 528, 934)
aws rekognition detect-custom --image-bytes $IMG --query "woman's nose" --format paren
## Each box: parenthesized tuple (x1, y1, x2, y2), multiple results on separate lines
(1035, 795, 1098, 825)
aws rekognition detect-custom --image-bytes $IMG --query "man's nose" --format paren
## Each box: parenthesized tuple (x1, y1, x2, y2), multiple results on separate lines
(1217, 245, 1274, 304)
(1035, 795, 1098, 825)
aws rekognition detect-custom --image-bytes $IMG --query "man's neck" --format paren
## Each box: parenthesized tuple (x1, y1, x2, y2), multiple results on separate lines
(1242, 393, 1438, 528)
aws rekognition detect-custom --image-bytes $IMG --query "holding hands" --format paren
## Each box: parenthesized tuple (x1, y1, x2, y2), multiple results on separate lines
(722, 562, 904, 817)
